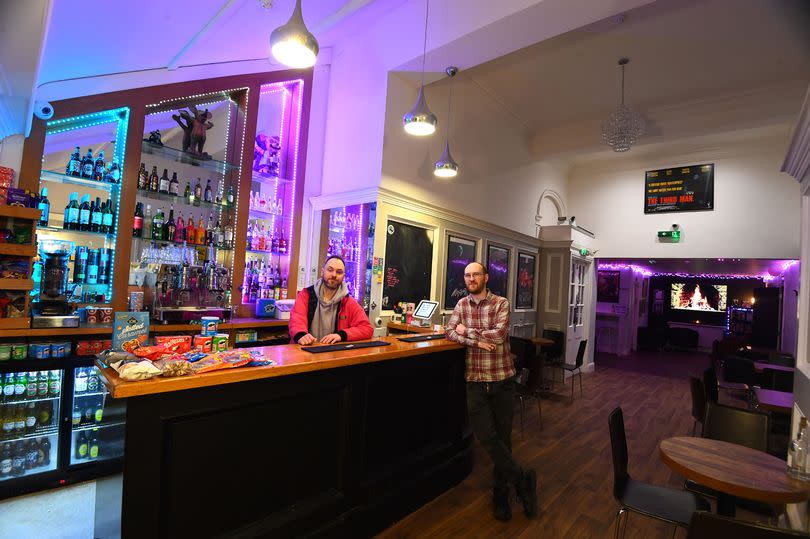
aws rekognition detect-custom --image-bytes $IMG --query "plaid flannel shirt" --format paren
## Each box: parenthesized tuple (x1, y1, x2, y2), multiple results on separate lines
(445, 290, 514, 382)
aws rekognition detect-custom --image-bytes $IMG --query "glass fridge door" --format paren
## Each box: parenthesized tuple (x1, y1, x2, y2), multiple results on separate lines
(324, 202, 376, 312)
(70, 366, 124, 465)
(0, 370, 62, 480)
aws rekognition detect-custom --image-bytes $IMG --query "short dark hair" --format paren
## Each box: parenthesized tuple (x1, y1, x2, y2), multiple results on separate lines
(323, 255, 346, 268)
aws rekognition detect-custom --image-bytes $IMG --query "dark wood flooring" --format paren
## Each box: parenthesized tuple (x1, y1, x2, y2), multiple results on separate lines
(377, 352, 764, 539)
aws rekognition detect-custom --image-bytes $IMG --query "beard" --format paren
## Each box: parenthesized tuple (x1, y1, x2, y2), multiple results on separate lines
(466, 281, 486, 295)
(323, 277, 341, 290)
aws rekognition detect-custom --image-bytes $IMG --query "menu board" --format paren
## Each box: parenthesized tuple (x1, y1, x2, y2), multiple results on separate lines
(382, 220, 433, 309)
(486, 244, 510, 298)
(644, 163, 714, 214)
(443, 236, 477, 310)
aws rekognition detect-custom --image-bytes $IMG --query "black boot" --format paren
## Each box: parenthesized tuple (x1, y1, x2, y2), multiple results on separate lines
(516, 469, 538, 518)
(493, 485, 512, 522)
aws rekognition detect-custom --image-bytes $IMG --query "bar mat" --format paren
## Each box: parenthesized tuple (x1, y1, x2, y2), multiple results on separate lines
(301, 340, 391, 353)
(396, 334, 447, 342)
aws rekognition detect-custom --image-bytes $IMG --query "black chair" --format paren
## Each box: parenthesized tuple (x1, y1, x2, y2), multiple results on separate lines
(767, 352, 796, 368)
(510, 336, 542, 433)
(724, 356, 759, 387)
(689, 377, 706, 436)
(609, 407, 710, 539)
(702, 368, 719, 404)
(762, 368, 794, 393)
(559, 339, 586, 402)
(542, 329, 564, 363)
(687, 511, 810, 538)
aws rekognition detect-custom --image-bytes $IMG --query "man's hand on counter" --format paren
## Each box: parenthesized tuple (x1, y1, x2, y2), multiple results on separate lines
(320, 333, 342, 345)
(298, 333, 317, 345)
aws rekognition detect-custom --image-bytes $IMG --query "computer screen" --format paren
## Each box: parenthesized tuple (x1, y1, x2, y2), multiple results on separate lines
(413, 300, 438, 320)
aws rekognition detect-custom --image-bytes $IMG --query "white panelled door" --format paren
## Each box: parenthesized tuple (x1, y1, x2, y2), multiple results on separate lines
(566, 257, 590, 365)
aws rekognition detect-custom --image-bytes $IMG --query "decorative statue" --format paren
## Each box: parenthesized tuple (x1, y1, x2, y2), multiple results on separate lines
(144, 130, 163, 146)
(172, 105, 214, 159)
(253, 132, 281, 175)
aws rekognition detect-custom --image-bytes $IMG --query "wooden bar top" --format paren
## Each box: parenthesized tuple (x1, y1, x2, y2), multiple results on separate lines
(386, 322, 436, 334)
(150, 317, 288, 333)
(98, 336, 464, 399)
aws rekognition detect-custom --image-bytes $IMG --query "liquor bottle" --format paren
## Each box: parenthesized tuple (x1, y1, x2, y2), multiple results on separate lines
(38, 188, 50, 227)
(226, 185, 234, 206)
(224, 215, 234, 247)
(81, 149, 95, 178)
(246, 221, 253, 250)
(185, 214, 195, 244)
(98, 201, 108, 234)
(24, 402, 36, 434)
(78, 195, 91, 231)
(196, 215, 205, 245)
(90, 197, 102, 233)
(93, 150, 106, 181)
(205, 213, 214, 245)
(137, 163, 148, 190)
(194, 178, 202, 206)
(166, 206, 176, 242)
(149, 166, 159, 192)
(48, 371, 60, 397)
(184, 180, 192, 203)
(89, 429, 99, 460)
(67, 146, 82, 176)
(132, 202, 144, 238)
(75, 431, 89, 460)
(271, 228, 279, 254)
(278, 230, 287, 255)
(249, 191, 254, 210)
(143, 204, 152, 241)
(64, 192, 79, 230)
(37, 371, 48, 398)
(75, 369, 88, 394)
(73, 246, 87, 283)
(258, 224, 266, 251)
(251, 222, 260, 251)
(169, 172, 179, 196)
(214, 219, 224, 247)
(175, 211, 185, 242)
(241, 261, 252, 303)
(98, 248, 108, 285)
(789, 416, 809, 479)
(102, 199, 114, 233)
(86, 249, 99, 285)
(204, 179, 213, 203)
(107, 160, 121, 183)
(152, 207, 165, 242)
(159, 168, 170, 194)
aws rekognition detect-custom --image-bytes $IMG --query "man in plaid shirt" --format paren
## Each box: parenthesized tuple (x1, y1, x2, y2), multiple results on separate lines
(446, 262, 538, 521)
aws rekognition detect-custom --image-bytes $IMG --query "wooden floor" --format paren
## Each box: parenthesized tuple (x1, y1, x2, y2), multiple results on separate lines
(376, 356, 761, 539)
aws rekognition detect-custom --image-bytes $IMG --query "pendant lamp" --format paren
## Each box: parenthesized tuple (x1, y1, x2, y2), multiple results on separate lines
(434, 67, 459, 178)
(601, 58, 645, 152)
(403, 0, 437, 136)
(270, 0, 319, 69)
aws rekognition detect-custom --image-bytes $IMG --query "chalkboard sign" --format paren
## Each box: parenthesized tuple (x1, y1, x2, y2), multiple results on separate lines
(382, 220, 433, 309)
(645, 163, 714, 214)
(444, 235, 477, 310)
(486, 244, 510, 298)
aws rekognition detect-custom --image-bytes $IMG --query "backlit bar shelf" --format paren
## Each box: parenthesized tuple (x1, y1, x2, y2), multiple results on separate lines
(141, 142, 238, 174)
(40, 170, 118, 192)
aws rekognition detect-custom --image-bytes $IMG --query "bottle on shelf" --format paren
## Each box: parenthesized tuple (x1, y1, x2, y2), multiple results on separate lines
(75, 431, 89, 460)
(75, 369, 88, 394)
(159, 168, 170, 195)
(0, 443, 11, 476)
(78, 195, 91, 231)
(36, 371, 48, 398)
(99, 201, 109, 234)
(214, 219, 224, 247)
(71, 403, 81, 427)
(169, 172, 179, 196)
(98, 248, 109, 285)
(38, 400, 52, 427)
(278, 230, 287, 255)
(24, 402, 36, 434)
(67, 146, 82, 177)
(132, 202, 144, 238)
(86, 249, 99, 285)
(64, 192, 79, 230)
(788, 416, 809, 479)
(104, 198, 115, 233)
(81, 149, 95, 179)
(13, 405, 24, 435)
(13, 372, 25, 399)
(143, 204, 152, 241)
(73, 246, 87, 283)
(194, 178, 202, 206)
(149, 166, 159, 193)
(93, 150, 106, 181)
(196, 215, 205, 245)
(226, 185, 234, 206)
(185, 214, 195, 244)
(204, 179, 212, 203)
(90, 197, 102, 233)
(175, 211, 185, 243)
(166, 207, 176, 242)
(205, 213, 213, 245)
(89, 429, 99, 460)
(25, 371, 37, 400)
(152, 207, 165, 242)
(48, 371, 60, 398)
(184, 180, 192, 204)
(38, 188, 49, 227)
(224, 215, 234, 247)
(106, 160, 121, 183)
(137, 163, 148, 190)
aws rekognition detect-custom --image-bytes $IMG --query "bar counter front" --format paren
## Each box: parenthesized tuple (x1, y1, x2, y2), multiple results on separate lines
(97, 336, 472, 538)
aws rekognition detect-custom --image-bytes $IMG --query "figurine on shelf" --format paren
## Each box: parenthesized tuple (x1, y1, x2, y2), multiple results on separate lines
(172, 105, 214, 159)
(144, 130, 163, 146)
(253, 132, 281, 175)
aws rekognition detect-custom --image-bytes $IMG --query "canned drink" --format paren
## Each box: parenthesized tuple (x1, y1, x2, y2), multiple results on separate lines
(29, 343, 51, 359)
(0, 344, 11, 361)
(11, 343, 27, 360)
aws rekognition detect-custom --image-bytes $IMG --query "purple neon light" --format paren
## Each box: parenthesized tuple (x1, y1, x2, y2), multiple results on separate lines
(597, 263, 653, 277)
(356, 204, 364, 298)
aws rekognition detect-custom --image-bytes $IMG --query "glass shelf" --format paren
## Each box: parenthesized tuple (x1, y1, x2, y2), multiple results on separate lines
(39, 225, 115, 241)
(2, 426, 59, 444)
(40, 170, 119, 192)
(133, 237, 233, 251)
(136, 189, 234, 211)
(246, 249, 290, 256)
(251, 171, 293, 185)
(248, 209, 292, 220)
(1, 395, 60, 406)
(72, 421, 124, 433)
(141, 142, 238, 173)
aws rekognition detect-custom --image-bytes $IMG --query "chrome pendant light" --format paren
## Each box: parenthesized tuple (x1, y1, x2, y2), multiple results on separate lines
(269, 0, 319, 69)
(434, 67, 459, 178)
(403, 0, 437, 136)
(601, 58, 645, 152)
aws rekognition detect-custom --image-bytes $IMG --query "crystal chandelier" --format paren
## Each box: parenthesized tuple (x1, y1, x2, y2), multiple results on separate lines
(601, 58, 645, 152)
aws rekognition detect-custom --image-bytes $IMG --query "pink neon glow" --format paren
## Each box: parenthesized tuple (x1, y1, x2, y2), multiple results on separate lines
(356, 204, 364, 298)
(597, 263, 653, 277)
(288, 80, 304, 245)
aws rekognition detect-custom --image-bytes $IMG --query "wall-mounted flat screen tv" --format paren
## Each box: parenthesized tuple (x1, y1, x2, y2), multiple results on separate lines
(670, 282, 727, 312)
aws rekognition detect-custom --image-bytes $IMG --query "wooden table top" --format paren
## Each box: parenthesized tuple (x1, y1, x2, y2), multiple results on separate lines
(753, 361, 795, 374)
(755, 387, 794, 414)
(660, 436, 809, 504)
(97, 336, 463, 399)
(528, 337, 554, 346)
(387, 322, 436, 334)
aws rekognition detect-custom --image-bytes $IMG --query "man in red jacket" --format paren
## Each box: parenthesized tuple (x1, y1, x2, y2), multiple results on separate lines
(289, 255, 374, 344)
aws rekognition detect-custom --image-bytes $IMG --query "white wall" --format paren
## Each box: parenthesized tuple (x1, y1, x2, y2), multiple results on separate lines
(567, 128, 802, 259)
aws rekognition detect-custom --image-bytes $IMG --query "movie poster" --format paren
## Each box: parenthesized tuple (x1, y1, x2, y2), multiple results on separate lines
(515, 252, 536, 310)
(486, 244, 510, 298)
(444, 236, 477, 310)
(645, 163, 714, 214)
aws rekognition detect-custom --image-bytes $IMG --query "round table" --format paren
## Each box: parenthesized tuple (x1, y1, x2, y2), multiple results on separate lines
(659, 436, 810, 517)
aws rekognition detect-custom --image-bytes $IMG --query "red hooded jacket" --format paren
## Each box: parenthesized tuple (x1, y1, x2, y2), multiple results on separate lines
(289, 285, 374, 343)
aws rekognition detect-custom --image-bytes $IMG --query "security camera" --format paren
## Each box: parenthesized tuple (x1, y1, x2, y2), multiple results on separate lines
(672, 224, 679, 230)
(34, 101, 54, 121)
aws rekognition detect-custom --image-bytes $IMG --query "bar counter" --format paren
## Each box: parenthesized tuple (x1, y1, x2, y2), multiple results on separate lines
(96, 336, 473, 538)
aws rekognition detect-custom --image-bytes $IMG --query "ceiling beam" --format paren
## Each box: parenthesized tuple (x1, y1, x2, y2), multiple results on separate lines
(167, 0, 239, 71)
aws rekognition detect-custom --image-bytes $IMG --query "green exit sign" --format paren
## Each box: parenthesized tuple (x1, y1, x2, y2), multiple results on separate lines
(658, 230, 681, 242)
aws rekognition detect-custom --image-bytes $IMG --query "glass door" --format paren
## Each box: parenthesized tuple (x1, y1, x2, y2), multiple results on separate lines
(0, 369, 62, 480)
(69, 366, 124, 465)
(322, 202, 376, 312)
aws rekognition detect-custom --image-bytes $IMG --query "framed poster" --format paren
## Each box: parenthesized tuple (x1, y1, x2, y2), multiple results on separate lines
(444, 235, 478, 310)
(382, 220, 433, 309)
(644, 163, 714, 214)
(515, 252, 536, 310)
(596, 270, 621, 303)
(486, 244, 510, 298)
